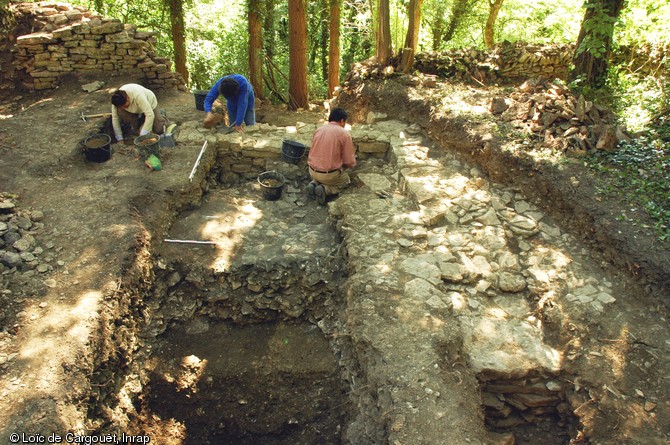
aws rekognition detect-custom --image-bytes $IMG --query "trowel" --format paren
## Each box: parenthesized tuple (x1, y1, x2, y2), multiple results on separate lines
(160, 123, 178, 148)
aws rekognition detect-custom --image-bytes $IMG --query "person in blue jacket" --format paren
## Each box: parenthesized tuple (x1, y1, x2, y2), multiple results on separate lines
(203, 74, 256, 132)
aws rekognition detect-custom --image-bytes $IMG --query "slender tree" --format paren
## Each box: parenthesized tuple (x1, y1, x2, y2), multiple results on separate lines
(320, 0, 329, 82)
(375, 0, 392, 64)
(166, 0, 188, 84)
(426, 3, 445, 51)
(249, 0, 264, 99)
(399, 0, 423, 72)
(328, 0, 341, 96)
(570, 0, 625, 86)
(288, 0, 309, 110)
(484, 0, 505, 49)
(444, 0, 478, 45)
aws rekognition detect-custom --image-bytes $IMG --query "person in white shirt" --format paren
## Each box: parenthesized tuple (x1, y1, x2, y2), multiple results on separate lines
(110, 84, 167, 144)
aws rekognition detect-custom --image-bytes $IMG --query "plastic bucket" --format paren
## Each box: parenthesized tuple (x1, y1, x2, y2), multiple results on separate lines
(194, 90, 208, 111)
(281, 140, 306, 164)
(134, 133, 161, 160)
(258, 171, 286, 201)
(83, 134, 111, 163)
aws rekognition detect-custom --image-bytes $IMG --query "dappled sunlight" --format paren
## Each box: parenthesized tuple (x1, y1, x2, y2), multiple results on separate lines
(450, 292, 467, 312)
(23, 97, 54, 111)
(370, 261, 393, 275)
(468, 313, 563, 372)
(601, 327, 632, 381)
(104, 223, 134, 239)
(418, 314, 445, 329)
(200, 200, 263, 272)
(482, 307, 509, 320)
(175, 355, 208, 391)
(2, 289, 103, 400)
(392, 209, 424, 226)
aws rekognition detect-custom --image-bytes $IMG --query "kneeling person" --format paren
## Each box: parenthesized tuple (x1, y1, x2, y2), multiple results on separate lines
(307, 108, 357, 205)
(111, 84, 167, 144)
(203, 74, 256, 132)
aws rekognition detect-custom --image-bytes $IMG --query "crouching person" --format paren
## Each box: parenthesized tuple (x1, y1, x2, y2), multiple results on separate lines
(111, 84, 167, 144)
(307, 108, 357, 205)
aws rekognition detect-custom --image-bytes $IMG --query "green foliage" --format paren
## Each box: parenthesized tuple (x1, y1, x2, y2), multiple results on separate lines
(574, 2, 620, 59)
(587, 136, 670, 241)
(606, 70, 667, 132)
(496, 0, 582, 45)
(617, 0, 670, 46)
(74, 0, 174, 55)
(183, 0, 248, 90)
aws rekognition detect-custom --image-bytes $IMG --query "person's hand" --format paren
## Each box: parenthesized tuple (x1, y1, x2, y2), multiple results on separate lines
(235, 125, 244, 133)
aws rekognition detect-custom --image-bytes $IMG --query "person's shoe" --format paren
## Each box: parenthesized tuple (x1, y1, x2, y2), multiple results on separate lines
(306, 181, 316, 199)
(315, 184, 326, 206)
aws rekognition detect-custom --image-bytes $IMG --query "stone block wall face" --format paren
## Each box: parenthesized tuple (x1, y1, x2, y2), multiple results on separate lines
(413, 44, 576, 82)
(8, 2, 186, 91)
(413, 42, 668, 83)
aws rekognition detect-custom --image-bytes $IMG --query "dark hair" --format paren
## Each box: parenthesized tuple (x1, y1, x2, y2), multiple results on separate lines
(219, 78, 239, 99)
(328, 107, 348, 122)
(111, 90, 128, 107)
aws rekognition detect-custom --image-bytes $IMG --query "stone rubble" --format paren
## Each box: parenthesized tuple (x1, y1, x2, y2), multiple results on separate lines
(491, 77, 629, 154)
(141, 114, 632, 443)
(0, 193, 63, 376)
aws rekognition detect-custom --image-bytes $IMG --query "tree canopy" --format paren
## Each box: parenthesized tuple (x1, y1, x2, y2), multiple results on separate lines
(5, 0, 666, 129)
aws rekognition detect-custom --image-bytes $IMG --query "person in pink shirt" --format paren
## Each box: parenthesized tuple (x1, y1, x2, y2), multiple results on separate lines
(307, 108, 357, 205)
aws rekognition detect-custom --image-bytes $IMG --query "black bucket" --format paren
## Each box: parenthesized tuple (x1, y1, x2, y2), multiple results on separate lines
(194, 90, 209, 111)
(258, 171, 286, 201)
(83, 134, 112, 163)
(281, 140, 306, 164)
(134, 133, 161, 160)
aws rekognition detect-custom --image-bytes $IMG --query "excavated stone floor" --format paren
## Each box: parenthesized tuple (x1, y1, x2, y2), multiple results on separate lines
(1, 88, 668, 444)
(87, 116, 670, 444)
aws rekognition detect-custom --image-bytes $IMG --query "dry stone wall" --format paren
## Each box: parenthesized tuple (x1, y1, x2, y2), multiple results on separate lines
(176, 120, 391, 184)
(413, 42, 669, 84)
(414, 43, 575, 83)
(6, 1, 186, 91)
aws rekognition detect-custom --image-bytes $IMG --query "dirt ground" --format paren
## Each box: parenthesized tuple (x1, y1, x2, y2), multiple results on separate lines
(0, 70, 669, 444)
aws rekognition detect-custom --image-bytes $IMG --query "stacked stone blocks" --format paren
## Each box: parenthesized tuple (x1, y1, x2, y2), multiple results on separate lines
(11, 2, 185, 91)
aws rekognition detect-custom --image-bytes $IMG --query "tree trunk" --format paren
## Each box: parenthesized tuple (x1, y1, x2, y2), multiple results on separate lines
(166, 0, 188, 84)
(263, 0, 275, 59)
(328, 0, 341, 96)
(399, 0, 422, 73)
(570, 0, 625, 86)
(484, 0, 504, 49)
(428, 4, 445, 51)
(249, 0, 264, 99)
(320, 0, 329, 82)
(444, 0, 477, 44)
(375, 0, 391, 64)
(288, 0, 308, 110)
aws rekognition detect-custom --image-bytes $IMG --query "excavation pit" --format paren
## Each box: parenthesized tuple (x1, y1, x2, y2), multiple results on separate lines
(104, 177, 356, 444)
(132, 321, 349, 445)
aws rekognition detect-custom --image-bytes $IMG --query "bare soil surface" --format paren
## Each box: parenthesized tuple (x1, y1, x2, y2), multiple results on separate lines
(0, 70, 668, 445)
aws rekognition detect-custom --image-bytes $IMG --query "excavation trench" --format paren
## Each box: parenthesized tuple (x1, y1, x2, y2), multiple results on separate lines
(84, 118, 593, 444)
